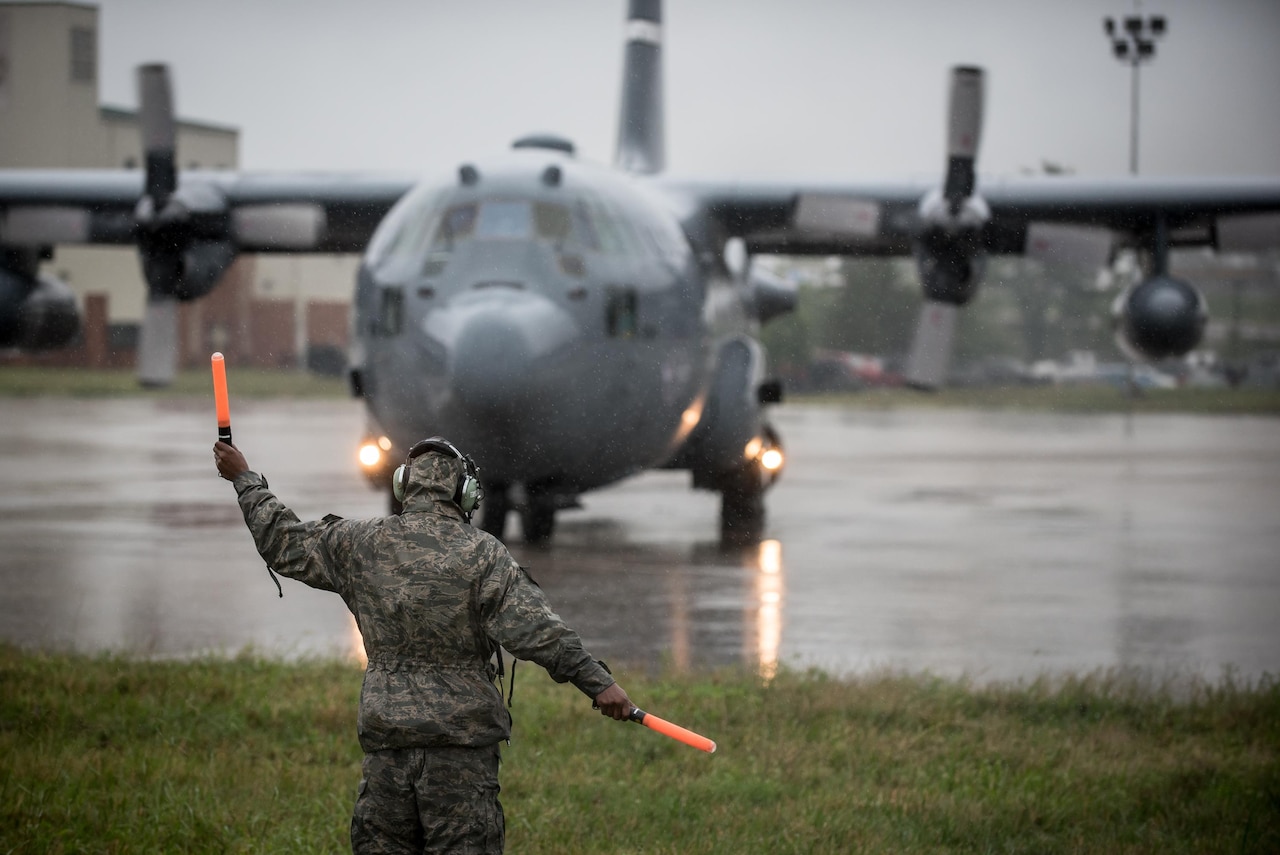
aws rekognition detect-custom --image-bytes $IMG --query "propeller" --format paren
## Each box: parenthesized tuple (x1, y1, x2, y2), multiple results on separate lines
(614, 0, 665, 174)
(1, 63, 331, 385)
(904, 66, 990, 390)
(942, 66, 983, 213)
(134, 64, 184, 387)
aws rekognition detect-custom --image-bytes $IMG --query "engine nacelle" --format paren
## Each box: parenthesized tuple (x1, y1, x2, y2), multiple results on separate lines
(913, 189, 989, 306)
(135, 183, 237, 302)
(139, 239, 238, 302)
(0, 269, 80, 350)
(1111, 275, 1207, 362)
(744, 264, 797, 323)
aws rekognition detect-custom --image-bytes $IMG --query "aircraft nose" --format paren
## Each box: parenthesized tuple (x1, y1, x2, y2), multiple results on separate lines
(433, 288, 578, 411)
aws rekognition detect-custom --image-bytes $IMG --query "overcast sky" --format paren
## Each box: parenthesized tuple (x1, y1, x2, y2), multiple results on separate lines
(85, 0, 1280, 181)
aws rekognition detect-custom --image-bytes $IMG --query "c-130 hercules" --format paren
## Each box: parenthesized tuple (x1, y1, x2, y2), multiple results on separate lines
(2, 0, 1279, 544)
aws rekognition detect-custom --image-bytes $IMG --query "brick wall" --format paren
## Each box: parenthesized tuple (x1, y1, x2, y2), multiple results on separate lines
(2, 258, 351, 373)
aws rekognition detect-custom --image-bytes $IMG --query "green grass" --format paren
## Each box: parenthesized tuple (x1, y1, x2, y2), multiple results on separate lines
(2, 646, 1277, 854)
(795, 384, 1280, 415)
(0, 366, 348, 398)
(4, 365, 1280, 415)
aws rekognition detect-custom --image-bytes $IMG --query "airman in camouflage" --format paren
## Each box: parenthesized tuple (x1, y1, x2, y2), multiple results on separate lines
(214, 439, 634, 855)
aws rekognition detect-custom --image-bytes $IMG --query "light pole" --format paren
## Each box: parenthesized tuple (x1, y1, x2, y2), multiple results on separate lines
(1103, 14, 1167, 175)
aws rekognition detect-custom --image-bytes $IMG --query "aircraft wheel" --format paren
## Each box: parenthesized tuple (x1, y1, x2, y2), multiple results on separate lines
(522, 496, 556, 544)
(479, 485, 510, 540)
(720, 463, 765, 546)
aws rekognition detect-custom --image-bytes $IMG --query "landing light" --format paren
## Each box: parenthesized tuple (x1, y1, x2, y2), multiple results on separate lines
(673, 399, 704, 446)
(358, 441, 383, 469)
(743, 437, 784, 472)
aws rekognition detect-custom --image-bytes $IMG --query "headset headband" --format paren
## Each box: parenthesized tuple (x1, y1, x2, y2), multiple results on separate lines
(406, 437, 465, 464)
(395, 436, 482, 520)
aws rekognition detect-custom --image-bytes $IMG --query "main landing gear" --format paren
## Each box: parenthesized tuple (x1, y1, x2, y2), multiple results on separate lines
(478, 484, 558, 545)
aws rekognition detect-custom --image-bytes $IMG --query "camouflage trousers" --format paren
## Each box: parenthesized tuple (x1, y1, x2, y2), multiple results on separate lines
(350, 743, 504, 854)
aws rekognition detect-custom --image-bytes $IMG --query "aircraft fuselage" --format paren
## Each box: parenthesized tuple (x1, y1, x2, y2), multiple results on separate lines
(352, 149, 741, 502)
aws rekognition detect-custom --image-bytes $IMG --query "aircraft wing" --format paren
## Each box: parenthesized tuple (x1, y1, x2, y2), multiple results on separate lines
(662, 175, 1280, 259)
(663, 172, 1280, 389)
(0, 169, 418, 253)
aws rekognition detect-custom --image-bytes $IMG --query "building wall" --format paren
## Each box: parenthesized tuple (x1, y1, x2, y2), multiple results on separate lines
(0, 3, 105, 168)
(1, 2, 356, 372)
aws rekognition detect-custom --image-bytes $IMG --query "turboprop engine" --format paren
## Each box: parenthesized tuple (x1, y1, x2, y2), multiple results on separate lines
(1111, 274, 1207, 362)
(0, 266, 80, 350)
(903, 66, 990, 388)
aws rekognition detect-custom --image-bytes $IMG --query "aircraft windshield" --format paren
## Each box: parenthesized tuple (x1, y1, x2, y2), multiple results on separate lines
(370, 188, 688, 282)
(434, 200, 574, 247)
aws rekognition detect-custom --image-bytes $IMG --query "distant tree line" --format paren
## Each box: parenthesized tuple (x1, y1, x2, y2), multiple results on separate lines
(760, 256, 1121, 377)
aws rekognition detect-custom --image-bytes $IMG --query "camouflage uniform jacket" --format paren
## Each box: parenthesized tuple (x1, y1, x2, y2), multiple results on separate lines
(232, 451, 616, 752)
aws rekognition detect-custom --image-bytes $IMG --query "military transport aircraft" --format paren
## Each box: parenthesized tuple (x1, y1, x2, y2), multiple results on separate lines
(2, 0, 1280, 544)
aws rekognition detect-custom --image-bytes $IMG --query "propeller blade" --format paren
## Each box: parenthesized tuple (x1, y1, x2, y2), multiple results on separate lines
(136, 293, 179, 387)
(942, 66, 984, 207)
(614, 0, 665, 174)
(137, 64, 177, 205)
(903, 300, 959, 390)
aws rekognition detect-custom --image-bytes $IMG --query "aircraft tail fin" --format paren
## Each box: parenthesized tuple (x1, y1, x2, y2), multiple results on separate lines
(614, 0, 665, 174)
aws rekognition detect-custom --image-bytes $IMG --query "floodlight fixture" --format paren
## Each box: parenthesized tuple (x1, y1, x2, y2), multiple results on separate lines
(1102, 12, 1169, 174)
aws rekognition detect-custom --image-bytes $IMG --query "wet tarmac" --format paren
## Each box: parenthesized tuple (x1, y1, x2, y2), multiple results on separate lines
(1, 396, 1278, 685)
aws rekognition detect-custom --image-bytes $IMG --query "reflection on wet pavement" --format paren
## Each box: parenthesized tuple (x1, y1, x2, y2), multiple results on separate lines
(2, 396, 1278, 685)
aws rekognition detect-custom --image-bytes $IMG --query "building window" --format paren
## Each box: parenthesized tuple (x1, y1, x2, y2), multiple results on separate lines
(70, 27, 95, 83)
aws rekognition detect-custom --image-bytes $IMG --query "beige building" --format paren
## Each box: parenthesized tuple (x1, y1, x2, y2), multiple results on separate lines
(0, 1, 358, 370)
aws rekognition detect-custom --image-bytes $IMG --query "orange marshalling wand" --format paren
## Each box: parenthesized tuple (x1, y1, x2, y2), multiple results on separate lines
(211, 352, 232, 445)
(629, 707, 717, 753)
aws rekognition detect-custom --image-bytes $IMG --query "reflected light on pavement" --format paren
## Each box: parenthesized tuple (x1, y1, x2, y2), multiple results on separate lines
(754, 539, 784, 679)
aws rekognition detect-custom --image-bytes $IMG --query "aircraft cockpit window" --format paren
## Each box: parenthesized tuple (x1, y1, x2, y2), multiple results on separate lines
(366, 183, 446, 273)
(534, 203, 572, 243)
(436, 204, 477, 248)
(571, 203, 600, 251)
(429, 200, 583, 247)
(476, 201, 532, 239)
(580, 197, 648, 257)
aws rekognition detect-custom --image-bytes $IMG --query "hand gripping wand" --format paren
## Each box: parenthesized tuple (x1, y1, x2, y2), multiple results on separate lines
(211, 352, 232, 446)
(629, 707, 717, 753)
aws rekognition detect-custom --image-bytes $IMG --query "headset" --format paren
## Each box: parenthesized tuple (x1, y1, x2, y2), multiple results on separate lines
(392, 436, 483, 520)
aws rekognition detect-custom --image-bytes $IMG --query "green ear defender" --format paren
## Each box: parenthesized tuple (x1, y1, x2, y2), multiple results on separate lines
(392, 437, 482, 520)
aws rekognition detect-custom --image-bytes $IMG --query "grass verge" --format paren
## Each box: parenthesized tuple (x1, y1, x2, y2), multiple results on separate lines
(3, 366, 1280, 414)
(0, 366, 348, 398)
(2, 646, 1277, 854)
(797, 384, 1280, 415)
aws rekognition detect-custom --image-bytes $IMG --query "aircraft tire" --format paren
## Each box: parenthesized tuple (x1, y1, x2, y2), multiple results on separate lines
(480, 485, 509, 541)
(720, 463, 765, 546)
(522, 497, 556, 544)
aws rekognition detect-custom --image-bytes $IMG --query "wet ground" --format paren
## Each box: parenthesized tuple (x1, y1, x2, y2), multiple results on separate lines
(1, 396, 1277, 685)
